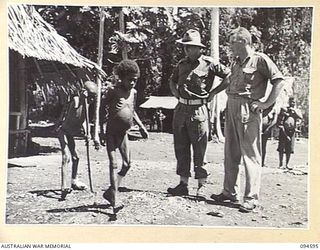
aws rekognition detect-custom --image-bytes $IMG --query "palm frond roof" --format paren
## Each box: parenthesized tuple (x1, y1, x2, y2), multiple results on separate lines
(8, 4, 104, 74)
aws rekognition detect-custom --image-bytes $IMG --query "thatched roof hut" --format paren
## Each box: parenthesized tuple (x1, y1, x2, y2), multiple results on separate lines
(8, 4, 102, 71)
(7, 4, 106, 157)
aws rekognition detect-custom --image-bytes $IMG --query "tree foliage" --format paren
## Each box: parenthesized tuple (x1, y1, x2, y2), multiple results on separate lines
(219, 7, 312, 119)
(34, 5, 312, 118)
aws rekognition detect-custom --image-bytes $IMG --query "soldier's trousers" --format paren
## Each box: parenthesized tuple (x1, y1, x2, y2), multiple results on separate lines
(223, 96, 262, 203)
(173, 103, 208, 178)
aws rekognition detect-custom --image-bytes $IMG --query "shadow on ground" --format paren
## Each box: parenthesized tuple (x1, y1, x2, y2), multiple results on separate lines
(29, 189, 64, 200)
(119, 186, 241, 209)
(46, 203, 120, 221)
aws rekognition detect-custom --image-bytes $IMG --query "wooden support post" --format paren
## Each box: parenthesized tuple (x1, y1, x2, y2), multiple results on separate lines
(19, 55, 27, 131)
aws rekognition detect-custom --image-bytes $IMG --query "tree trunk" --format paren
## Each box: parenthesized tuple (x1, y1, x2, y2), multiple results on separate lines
(210, 7, 224, 142)
(119, 8, 128, 60)
(94, 7, 105, 144)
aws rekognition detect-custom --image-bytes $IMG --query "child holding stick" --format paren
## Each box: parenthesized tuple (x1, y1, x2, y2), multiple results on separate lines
(101, 60, 148, 208)
(56, 81, 97, 201)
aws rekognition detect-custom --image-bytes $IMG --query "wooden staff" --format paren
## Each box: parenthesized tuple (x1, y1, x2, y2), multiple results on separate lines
(84, 97, 94, 193)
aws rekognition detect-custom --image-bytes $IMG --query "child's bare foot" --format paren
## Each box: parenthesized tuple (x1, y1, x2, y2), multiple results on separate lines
(103, 186, 116, 207)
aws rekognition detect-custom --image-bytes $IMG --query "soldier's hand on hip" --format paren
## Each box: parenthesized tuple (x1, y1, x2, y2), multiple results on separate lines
(250, 101, 267, 114)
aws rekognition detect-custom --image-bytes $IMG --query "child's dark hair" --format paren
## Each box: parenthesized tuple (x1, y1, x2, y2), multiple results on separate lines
(114, 60, 140, 78)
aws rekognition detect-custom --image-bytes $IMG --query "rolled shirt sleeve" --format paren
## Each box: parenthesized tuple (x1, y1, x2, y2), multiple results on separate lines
(257, 54, 284, 84)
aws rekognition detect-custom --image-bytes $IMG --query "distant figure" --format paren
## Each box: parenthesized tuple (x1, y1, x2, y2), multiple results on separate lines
(261, 107, 278, 167)
(153, 109, 166, 132)
(101, 60, 149, 208)
(56, 81, 97, 201)
(277, 97, 302, 170)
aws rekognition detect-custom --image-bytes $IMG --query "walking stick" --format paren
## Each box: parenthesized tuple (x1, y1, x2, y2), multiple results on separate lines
(84, 97, 94, 193)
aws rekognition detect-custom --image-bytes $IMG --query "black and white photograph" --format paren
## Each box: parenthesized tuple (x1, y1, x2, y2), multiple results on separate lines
(5, 3, 313, 231)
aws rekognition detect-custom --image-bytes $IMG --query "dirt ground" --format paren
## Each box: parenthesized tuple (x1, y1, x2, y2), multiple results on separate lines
(6, 132, 308, 228)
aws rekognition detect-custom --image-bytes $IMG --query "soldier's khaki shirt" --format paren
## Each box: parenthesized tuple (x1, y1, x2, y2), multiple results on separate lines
(226, 52, 284, 100)
(171, 55, 230, 100)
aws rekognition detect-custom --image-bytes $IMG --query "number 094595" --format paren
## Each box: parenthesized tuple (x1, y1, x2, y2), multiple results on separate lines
(300, 244, 319, 248)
